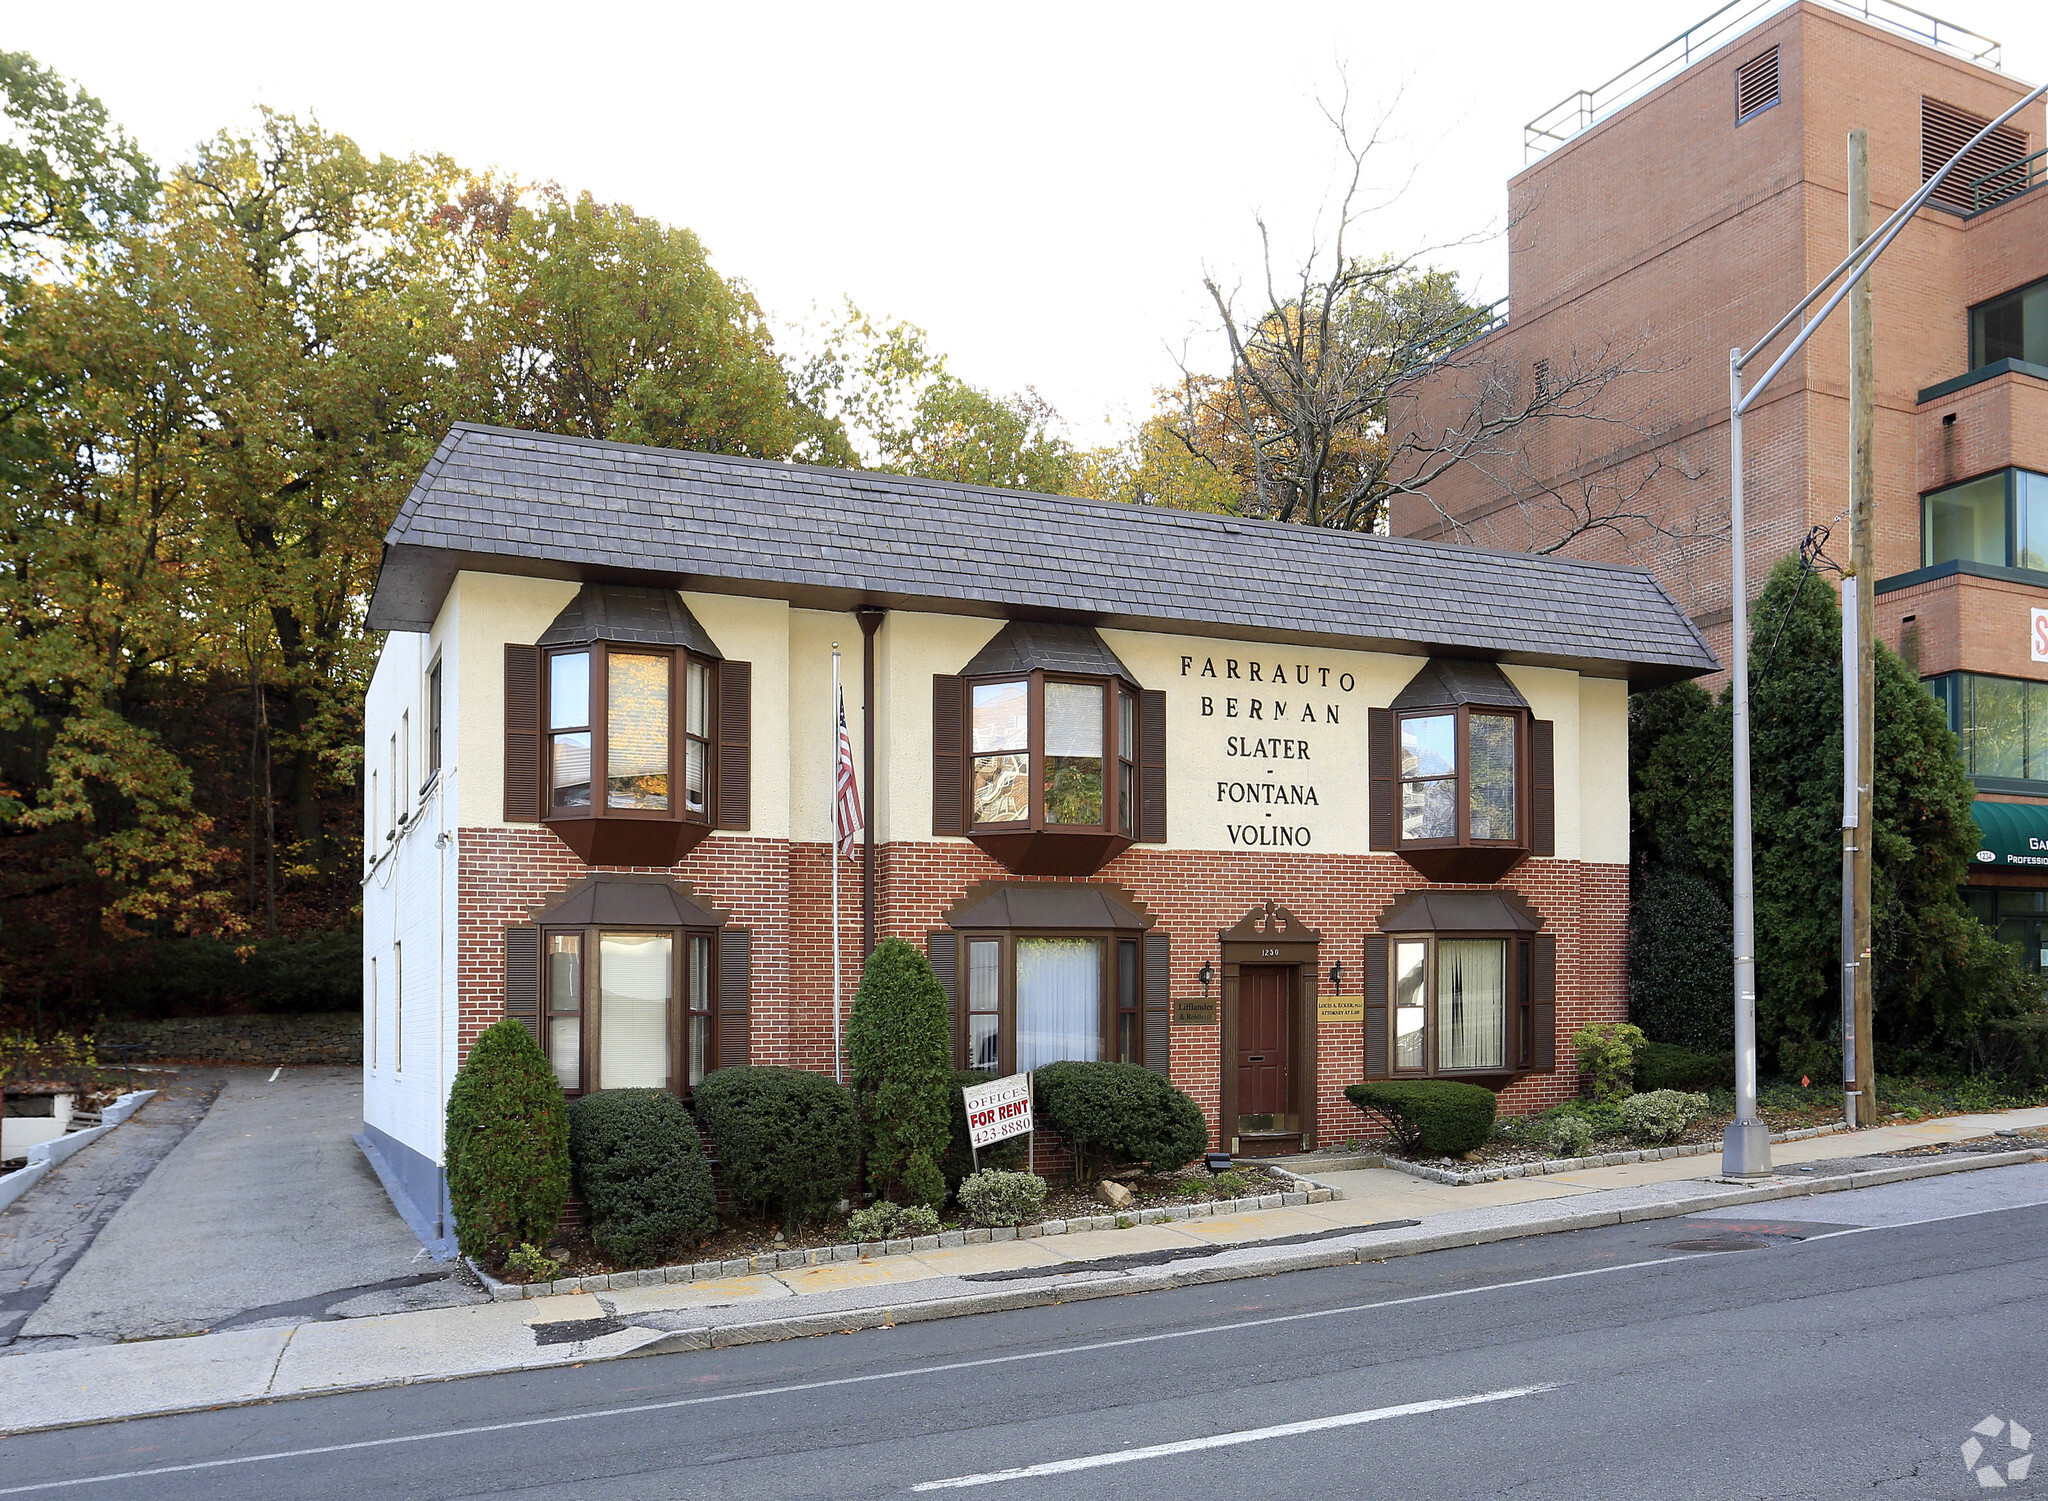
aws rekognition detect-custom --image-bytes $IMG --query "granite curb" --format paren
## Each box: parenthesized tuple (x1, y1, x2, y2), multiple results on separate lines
(1303, 1122, 1851, 1187)
(471, 1184, 1343, 1301)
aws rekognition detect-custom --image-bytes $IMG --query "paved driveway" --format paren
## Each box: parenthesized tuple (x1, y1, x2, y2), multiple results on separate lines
(14, 1066, 482, 1348)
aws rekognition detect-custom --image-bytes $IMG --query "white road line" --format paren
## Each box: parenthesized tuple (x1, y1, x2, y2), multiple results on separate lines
(913, 1385, 1560, 1490)
(6, 1187, 2046, 1495)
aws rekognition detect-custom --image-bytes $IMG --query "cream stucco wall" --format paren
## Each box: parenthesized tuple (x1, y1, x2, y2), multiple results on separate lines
(380, 572, 1636, 864)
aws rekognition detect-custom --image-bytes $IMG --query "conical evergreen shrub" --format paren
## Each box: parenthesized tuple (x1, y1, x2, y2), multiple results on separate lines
(845, 937, 953, 1208)
(445, 1018, 570, 1264)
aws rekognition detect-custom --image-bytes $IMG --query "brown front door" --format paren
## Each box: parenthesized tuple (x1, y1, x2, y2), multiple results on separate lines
(1235, 966, 1292, 1127)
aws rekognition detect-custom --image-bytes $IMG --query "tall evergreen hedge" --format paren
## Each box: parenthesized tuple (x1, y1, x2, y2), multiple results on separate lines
(1630, 556, 2041, 1074)
(445, 1018, 570, 1264)
(846, 938, 953, 1208)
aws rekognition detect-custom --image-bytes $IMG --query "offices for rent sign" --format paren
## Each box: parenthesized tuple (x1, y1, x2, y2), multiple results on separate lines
(963, 1072, 1033, 1149)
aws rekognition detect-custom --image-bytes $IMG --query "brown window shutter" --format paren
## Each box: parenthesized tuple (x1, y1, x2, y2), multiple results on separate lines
(718, 927, 751, 1068)
(503, 925, 540, 1042)
(504, 645, 541, 823)
(1363, 934, 1389, 1079)
(1531, 718, 1556, 857)
(927, 930, 958, 1042)
(715, 661, 752, 830)
(1368, 708, 1396, 851)
(1532, 933, 1557, 1072)
(932, 675, 966, 836)
(1138, 689, 1168, 843)
(1143, 930, 1171, 1078)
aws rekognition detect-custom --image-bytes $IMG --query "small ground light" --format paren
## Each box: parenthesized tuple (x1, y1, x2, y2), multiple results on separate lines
(1205, 1152, 1233, 1174)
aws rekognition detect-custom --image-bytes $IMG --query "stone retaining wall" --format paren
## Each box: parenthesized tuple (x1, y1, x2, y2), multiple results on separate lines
(99, 1013, 362, 1065)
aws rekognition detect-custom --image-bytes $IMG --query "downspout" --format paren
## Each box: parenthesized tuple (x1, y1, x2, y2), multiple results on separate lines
(857, 608, 887, 958)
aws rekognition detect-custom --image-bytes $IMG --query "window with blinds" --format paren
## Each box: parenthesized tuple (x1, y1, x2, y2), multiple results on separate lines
(1923, 97, 2028, 211)
(1736, 47, 1779, 124)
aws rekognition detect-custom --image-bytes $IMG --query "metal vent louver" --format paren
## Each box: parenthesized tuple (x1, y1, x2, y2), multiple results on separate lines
(1736, 47, 1779, 123)
(1922, 96, 2027, 210)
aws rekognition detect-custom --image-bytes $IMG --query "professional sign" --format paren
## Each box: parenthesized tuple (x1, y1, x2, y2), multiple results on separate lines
(962, 1072, 1033, 1149)
(1172, 998, 1219, 1027)
(1317, 994, 1365, 1023)
(2032, 607, 2048, 664)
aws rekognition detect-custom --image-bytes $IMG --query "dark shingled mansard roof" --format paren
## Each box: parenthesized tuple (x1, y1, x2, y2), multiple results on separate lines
(368, 424, 1718, 685)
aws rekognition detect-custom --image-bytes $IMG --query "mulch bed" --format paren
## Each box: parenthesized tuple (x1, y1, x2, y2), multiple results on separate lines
(507, 1160, 1298, 1284)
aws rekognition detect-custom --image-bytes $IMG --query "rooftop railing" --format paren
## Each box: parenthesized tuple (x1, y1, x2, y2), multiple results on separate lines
(1968, 146, 2047, 210)
(1523, 0, 2002, 162)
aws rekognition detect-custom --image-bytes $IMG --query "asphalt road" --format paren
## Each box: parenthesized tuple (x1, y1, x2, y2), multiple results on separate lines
(9, 1163, 2048, 1500)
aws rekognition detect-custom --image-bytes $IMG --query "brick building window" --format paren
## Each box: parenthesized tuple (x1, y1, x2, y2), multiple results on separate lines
(1922, 468, 2048, 572)
(1971, 276, 2048, 371)
(1926, 671, 2048, 792)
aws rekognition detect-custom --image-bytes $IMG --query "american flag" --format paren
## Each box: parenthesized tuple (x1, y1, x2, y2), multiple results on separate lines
(834, 686, 864, 860)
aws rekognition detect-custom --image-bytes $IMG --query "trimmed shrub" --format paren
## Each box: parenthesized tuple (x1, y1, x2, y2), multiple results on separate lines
(1572, 1021, 1646, 1103)
(1032, 1061, 1209, 1180)
(1629, 862, 1735, 1052)
(1634, 1040, 1734, 1094)
(693, 1066, 859, 1225)
(847, 1201, 941, 1241)
(569, 1089, 717, 1267)
(1621, 1089, 1709, 1145)
(1973, 1013, 2048, 1086)
(1544, 1113, 1594, 1159)
(956, 1169, 1048, 1228)
(1344, 1080, 1498, 1158)
(944, 1069, 1029, 1192)
(446, 1019, 571, 1264)
(846, 939, 954, 1209)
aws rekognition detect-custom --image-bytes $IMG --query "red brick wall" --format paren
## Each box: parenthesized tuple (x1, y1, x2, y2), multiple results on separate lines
(456, 826, 1628, 1145)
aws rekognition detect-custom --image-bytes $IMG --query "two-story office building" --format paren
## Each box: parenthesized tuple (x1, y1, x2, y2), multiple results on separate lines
(359, 424, 1713, 1244)
(1391, 0, 2048, 968)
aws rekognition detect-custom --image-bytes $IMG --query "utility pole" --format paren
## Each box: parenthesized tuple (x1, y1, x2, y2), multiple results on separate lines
(1844, 128, 1878, 1128)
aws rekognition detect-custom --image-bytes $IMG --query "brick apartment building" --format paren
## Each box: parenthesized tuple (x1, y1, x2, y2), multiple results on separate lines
(356, 424, 1710, 1247)
(1393, 0, 2048, 964)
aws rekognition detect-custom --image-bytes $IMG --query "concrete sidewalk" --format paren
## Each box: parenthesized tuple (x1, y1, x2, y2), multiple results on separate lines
(2, 1105, 2042, 1437)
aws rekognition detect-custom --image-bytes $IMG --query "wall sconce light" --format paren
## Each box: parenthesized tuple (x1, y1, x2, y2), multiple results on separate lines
(1197, 960, 1214, 997)
(1328, 959, 1344, 992)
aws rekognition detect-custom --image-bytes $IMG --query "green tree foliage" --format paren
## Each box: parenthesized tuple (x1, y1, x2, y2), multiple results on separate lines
(1344, 1079, 1497, 1158)
(445, 1018, 570, 1264)
(691, 1065, 859, 1225)
(1630, 556, 2040, 1073)
(3, 52, 973, 1019)
(568, 1088, 717, 1266)
(845, 937, 954, 1208)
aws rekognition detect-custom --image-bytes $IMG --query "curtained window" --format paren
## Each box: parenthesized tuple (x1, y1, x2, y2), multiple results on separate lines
(1016, 938, 1103, 1070)
(1436, 939, 1507, 1071)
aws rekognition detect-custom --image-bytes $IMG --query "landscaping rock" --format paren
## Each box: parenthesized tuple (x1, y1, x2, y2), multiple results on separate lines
(1095, 1179, 1134, 1209)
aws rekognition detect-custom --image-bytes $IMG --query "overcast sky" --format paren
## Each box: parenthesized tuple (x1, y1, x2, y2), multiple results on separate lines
(14, 0, 2047, 437)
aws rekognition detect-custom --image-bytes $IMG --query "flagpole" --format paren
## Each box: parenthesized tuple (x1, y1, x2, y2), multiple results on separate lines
(831, 644, 843, 1084)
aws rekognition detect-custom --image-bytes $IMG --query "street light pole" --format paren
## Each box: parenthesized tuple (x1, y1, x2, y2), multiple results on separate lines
(1719, 77, 2048, 1179)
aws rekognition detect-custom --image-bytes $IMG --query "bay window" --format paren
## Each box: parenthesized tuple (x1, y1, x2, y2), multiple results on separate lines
(542, 923, 719, 1096)
(1367, 888, 1553, 1082)
(943, 930, 1145, 1073)
(936, 621, 1162, 878)
(1373, 658, 1550, 883)
(1921, 468, 2048, 573)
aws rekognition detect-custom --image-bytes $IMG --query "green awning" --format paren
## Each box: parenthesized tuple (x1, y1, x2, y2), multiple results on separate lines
(1968, 799, 2048, 871)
